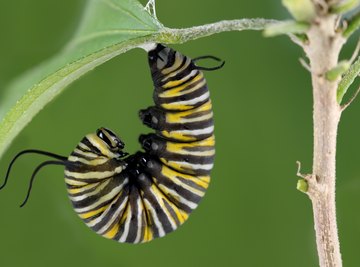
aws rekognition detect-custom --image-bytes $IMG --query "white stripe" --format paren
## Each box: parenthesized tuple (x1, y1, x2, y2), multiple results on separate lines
(86, 192, 127, 230)
(75, 179, 128, 214)
(162, 69, 198, 87)
(97, 196, 128, 235)
(144, 199, 166, 237)
(167, 149, 215, 156)
(87, 135, 118, 159)
(67, 182, 100, 195)
(65, 178, 87, 186)
(69, 179, 111, 202)
(170, 91, 209, 106)
(133, 198, 143, 244)
(157, 185, 198, 210)
(65, 166, 124, 180)
(78, 142, 91, 150)
(175, 125, 214, 135)
(73, 148, 99, 159)
(119, 205, 132, 242)
(159, 78, 206, 98)
(179, 112, 213, 123)
(169, 161, 214, 170)
(149, 188, 177, 230)
(68, 155, 108, 165)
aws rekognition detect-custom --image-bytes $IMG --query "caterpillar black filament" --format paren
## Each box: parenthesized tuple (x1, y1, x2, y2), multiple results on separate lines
(1, 44, 224, 243)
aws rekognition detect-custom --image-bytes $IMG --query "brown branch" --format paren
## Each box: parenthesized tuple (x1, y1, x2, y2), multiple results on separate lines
(303, 12, 346, 267)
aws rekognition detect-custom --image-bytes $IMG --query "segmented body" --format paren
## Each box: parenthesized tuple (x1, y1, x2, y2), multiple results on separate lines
(65, 44, 215, 243)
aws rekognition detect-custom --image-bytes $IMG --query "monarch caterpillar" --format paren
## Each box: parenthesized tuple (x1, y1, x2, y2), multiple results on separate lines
(1, 44, 224, 243)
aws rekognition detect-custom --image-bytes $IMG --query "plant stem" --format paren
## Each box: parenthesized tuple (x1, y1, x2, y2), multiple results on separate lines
(158, 19, 278, 43)
(303, 14, 346, 267)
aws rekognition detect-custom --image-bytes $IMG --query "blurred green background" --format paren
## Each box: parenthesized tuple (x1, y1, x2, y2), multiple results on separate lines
(1, 1, 360, 266)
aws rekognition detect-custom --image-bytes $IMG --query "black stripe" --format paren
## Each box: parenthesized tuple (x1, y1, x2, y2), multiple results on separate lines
(182, 109, 212, 119)
(124, 185, 141, 243)
(154, 85, 209, 109)
(158, 64, 198, 88)
(163, 199, 181, 226)
(90, 184, 129, 232)
(81, 138, 103, 156)
(71, 175, 128, 209)
(66, 158, 125, 173)
(162, 117, 214, 132)
(143, 159, 202, 208)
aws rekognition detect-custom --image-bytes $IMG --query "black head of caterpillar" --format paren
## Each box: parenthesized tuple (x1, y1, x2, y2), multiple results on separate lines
(0, 44, 224, 243)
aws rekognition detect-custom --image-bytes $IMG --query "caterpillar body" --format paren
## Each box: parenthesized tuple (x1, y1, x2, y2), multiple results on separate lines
(1, 44, 224, 243)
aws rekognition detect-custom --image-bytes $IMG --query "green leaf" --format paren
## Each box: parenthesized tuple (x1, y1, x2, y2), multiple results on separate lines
(0, 0, 161, 159)
(325, 60, 351, 82)
(330, 0, 360, 14)
(263, 20, 310, 37)
(282, 0, 316, 22)
(337, 56, 360, 103)
(343, 10, 360, 38)
(297, 179, 308, 193)
(0, 0, 275, 160)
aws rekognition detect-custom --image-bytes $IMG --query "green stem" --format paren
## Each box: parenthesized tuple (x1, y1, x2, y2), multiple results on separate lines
(343, 10, 360, 38)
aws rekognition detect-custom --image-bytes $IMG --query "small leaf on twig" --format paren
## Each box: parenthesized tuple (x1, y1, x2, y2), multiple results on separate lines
(330, 0, 360, 14)
(337, 57, 360, 103)
(297, 179, 309, 193)
(264, 20, 310, 37)
(325, 60, 351, 81)
(343, 10, 360, 38)
(282, 0, 316, 21)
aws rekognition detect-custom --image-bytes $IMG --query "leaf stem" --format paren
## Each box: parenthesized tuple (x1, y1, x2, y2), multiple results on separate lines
(158, 19, 278, 44)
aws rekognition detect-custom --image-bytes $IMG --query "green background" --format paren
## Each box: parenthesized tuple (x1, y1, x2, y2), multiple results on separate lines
(0, 1, 359, 266)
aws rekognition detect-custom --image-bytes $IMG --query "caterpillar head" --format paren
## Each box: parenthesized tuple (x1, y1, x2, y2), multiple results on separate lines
(86, 127, 128, 159)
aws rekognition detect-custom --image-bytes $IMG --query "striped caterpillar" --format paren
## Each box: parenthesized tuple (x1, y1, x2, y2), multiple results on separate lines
(1, 44, 224, 243)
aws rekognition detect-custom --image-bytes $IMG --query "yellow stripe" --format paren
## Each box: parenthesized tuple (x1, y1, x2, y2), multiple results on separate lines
(162, 56, 192, 79)
(165, 100, 212, 123)
(161, 52, 184, 75)
(68, 156, 108, 165)
(65, 178, 87, 186)
(150, 185, 177, 228)
(64, 166, 123, 180)
(159, 73, 204, 98)
(161, 69, 197, 88)
(161, 102, 193, 111)
(159, 159, 210, 188)
(142, 226, 153, 243)
(80, 206, 107, 219)
(161, 130, 196, 141)
(103, 223, 119, 239)
(67, 182, 99, 195)
(161, 166, 206, 196)
(165, 136, 215, 156)
(154, 185, 186, 224)
(86, 134, 118, 159)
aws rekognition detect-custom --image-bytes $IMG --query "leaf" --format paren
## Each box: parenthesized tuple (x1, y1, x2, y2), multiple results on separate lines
(0, 0, 275, 160)
(337, 56, 360, 103)
(0, 0, 161, 159)
(263, 20, 310, 37)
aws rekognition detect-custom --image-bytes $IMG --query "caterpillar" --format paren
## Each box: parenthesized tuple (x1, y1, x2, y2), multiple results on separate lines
(1, 44, 224, 243)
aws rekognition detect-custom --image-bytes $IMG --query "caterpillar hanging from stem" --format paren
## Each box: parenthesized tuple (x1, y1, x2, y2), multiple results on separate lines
(0, 44, 224, 243)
